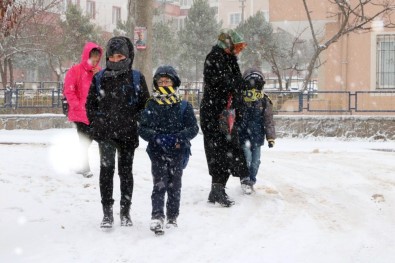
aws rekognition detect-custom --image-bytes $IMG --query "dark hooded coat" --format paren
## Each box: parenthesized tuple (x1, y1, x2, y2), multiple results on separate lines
(200, 45, 250, 182)
(86, 37, 150, 147)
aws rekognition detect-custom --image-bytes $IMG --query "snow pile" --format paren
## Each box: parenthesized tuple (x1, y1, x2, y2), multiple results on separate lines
(0, 129, 394, 263)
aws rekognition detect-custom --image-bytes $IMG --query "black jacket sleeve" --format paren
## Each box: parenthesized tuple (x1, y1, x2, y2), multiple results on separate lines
(177, 102, 199, 142)
(138, 100, 157, 142)
(137, 74, 150, 112)
(86, 75, 99, 124)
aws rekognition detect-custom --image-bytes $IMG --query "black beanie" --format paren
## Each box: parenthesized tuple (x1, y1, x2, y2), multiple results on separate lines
(106, 37, 129, 58)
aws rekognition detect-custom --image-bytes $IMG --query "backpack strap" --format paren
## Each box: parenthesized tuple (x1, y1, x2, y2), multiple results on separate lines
(180, 100, 188, 125)
(95, 69, 141, 104)
(95, 69, 106, 95)
(132, 70, 141, 91)
(179, 100, 192, 164)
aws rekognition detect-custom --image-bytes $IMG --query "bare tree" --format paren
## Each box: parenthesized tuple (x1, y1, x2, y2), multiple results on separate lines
(237, 11, 314, 91)
(302, 0, 395, 90)
(264, 29, 314, 91)
(44, 4, 103, 81)
(0, 0, 22, 39)
(0, 0, 61, 87)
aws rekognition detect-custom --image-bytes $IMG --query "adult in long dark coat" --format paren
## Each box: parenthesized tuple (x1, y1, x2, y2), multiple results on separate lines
(200, 29, 252, 207)
(86, 36, 150, 228)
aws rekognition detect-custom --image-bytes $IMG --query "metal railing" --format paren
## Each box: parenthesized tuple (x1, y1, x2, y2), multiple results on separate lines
(1, 82, 395, 113)
(0, 82, 62, 109)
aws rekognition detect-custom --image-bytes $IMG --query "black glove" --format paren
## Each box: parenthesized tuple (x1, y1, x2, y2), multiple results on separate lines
(268, 139, 275, 148)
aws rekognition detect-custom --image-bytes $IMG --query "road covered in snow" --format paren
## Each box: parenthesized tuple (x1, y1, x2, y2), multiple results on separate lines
(0, 129, 394, 263)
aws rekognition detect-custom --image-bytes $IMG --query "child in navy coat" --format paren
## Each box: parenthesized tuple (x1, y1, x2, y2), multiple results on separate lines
(238, 68, 276, 192)
(139, 65, 199, 235)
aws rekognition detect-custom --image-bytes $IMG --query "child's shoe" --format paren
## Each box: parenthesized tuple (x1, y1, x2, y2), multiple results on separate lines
(150, 218, 164, 235)
(241, 178, 253, 195)
(166, 218, 178, 229)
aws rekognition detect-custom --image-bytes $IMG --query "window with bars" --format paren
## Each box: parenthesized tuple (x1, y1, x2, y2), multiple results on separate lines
(180, 0, 192, 7)
(177, 17, 185, 30)
(67, 0, 80, 5)
(86, 1, 96, 19)
(230, 13, 241, 26)
(261, 10, 269, 21)
(376, 34, 395, 89)
(112, 7, 121, 25)
(63, 0, 80, 12)
(211, 6, 218, 16)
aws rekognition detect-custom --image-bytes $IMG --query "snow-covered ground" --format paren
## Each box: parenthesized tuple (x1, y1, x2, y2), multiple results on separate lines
(0, 129, 394, 263)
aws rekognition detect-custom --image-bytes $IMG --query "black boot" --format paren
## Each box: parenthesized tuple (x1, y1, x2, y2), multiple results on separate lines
(100, 205, 114, 228)
(120, 204, 133, 227)
(208, 183, 235, 207)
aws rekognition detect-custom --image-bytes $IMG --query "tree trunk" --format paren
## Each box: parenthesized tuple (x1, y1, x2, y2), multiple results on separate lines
(0, 58, 8, 88)
(49, 56, 61, 82)
(134, 0, 153, 89)
(8, 58, 14, 85)
(195, 59, 198, 82)
(303, 49, 321, 91)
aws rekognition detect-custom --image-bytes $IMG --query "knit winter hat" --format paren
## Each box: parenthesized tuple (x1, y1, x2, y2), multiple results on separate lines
(217, 29, 247, 54)
(106, 37, 130, 58)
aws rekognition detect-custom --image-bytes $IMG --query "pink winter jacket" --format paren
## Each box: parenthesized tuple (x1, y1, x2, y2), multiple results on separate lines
(64, 42, 103, 125)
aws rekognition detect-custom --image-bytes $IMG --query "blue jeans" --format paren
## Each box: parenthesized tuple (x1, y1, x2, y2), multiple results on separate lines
(242, 144, 261, 185)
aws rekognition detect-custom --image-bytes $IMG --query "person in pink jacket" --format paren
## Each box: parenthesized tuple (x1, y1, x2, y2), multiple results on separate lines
(64, 42, 103, 178)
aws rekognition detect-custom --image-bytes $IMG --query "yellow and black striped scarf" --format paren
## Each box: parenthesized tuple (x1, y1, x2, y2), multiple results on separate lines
(243, 89, 263, 102)
(152, 86, 181, 105)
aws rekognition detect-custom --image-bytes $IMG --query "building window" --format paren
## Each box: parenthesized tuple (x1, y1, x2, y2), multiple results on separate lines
(261, 10, 269, 21)
(230, 13, 241, 26)
(86, 1, 96, 19)
(180, 0, 191, 7)
(63, 0, 80, 12)
(112, 6, 121, 25)
(376, 34, 395, 89)
(68, 0, 80, 5)
(177, 17, 185, 30)
(211, 6, 218, 15)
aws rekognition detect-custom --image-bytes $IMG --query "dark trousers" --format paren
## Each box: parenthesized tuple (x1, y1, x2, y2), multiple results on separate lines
(151, 154, 183, 220)
(75, 122, 92, 172)
(203, 132, 249, 186)
(98, 139, 135, 207)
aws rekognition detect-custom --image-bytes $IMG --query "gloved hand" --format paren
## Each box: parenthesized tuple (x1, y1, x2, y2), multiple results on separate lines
(155, 134, 178, 150)
(268, 139, 275, 148)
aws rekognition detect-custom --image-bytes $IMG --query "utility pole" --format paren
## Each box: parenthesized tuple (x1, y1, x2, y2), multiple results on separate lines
(130, 0, 153, 87)
(239, 0, 246, 24)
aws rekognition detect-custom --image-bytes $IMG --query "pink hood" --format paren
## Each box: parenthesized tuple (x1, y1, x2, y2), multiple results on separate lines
(64, 42, 103, 125)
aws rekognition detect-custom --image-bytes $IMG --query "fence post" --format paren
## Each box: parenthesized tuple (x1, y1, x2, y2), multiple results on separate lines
(51, 89, 55, 108)
(298, 92, 303, 112)
(14, 88, 18, 109)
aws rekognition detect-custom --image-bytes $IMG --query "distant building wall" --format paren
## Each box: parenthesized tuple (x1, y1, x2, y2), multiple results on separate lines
(218, 0, 268, 28)
(269, 0, 395, 94)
